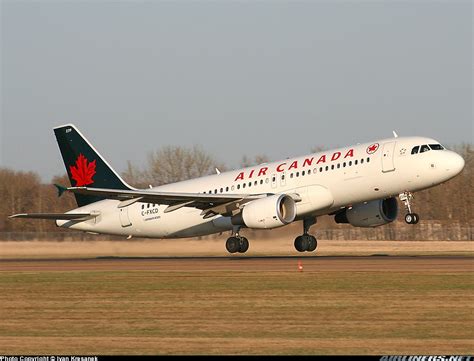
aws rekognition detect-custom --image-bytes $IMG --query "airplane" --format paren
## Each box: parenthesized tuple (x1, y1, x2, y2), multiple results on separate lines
(10, 124, 465, 254)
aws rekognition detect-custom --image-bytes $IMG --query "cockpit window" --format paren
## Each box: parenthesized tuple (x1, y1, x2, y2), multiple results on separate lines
(420, 144, 430, 153)
(411, 146, 420, 154)
(429, 144, 444, 150)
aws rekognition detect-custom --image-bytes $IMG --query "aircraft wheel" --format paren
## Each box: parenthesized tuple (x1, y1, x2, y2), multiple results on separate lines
(307, 235, 317, 252)
(405, 213, 414, 224)
(226, 236, 241, 253)
(238, 237, 249, 253)
(412, 213, 420, 224)
(294, 236, 309, 252)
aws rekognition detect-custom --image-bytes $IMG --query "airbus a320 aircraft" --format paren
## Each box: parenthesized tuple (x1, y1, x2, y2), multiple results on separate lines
(11, 124, 465, 253)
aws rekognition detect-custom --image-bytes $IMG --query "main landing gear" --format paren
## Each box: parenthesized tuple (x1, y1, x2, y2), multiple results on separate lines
(294, 217, 318, 253)
(399, 191, 420, 224)
(226, 228, 249, 254)
(225, 219, 320, 255)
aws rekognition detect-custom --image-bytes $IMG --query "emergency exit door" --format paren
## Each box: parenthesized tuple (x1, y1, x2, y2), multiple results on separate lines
(119, 207, 132, 227)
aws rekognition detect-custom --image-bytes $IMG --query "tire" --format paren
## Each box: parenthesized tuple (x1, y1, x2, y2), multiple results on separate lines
(294, 236, 306, 252)
(301, 235, 310, 251)
(405, 213, 413, 224)
(412, 213, 420, 224)
(238, 237, 249, 253)
(307, 236, 317, 252)
(226, 237, 240, 253)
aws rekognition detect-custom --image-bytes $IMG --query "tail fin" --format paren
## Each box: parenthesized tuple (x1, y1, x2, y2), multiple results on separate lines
(54, 124, 133, 207)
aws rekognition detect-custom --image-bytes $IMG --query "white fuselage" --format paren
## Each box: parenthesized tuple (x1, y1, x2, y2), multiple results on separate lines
(57, 136, 465, 238)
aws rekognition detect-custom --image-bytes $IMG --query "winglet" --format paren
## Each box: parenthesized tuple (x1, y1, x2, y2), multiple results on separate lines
(54, 184, 68, 197)
(392, 130, 399, 138)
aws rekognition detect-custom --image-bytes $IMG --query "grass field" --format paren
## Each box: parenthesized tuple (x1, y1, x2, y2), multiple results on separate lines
(0, 257, 472, 355)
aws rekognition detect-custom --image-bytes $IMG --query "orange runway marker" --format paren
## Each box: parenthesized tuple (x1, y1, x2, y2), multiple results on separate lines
(297, 260, 303, 272)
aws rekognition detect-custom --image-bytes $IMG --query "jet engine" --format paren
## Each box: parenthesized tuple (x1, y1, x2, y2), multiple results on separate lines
(232, 194, 296, 229)
(334, 197, 398, 227)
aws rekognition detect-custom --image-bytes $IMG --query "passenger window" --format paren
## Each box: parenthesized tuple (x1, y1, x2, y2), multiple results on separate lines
(420, 145, 430, 153)
(220, 188, 223, 193)
(248, 182, 251, 187)
(260, 180, 263, 185)
(337, 163, 340, 169)
(290, 173, 294, 178)
(254, 181, 258, 186)
(281, 174, 285, 180)
(296, 172, 299, 177)
(349, 161, 352, 166)
(141, 204, 144, 210)
(308, 169, 311, 175)
(226, 187, 229, 192)
(302, 171, 305, 176)
(355, 160, 358, 165)
(331, 165, 334, 170)
(237, 185, 240, 190)
(360, 159, 364, 164)
(429, 144, 444, 150)
(367, 157, 370, 162)
(319, 167, 323, 172)
(243, 183, 246, 188)
(343, 162, 346, 167)
(325, 166, 329, 171)
(265, 178, 269, 183)
(214, 189, 217, 194)
(313, 168, 317, 173)
(231, 185, 235, 191)
(411, 146, 420, 154)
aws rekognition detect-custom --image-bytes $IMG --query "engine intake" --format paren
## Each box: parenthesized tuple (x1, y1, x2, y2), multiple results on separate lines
(335, 197, 398, 227)
(232, 194, 296, 229)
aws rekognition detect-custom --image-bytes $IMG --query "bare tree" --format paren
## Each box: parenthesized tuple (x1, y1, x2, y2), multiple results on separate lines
(121, 161, 148, 188)
(311, 145, 327, 153)
(143, 145, 226, 186)
(0, 168, 42, 231)
(240, 154, 270, 168)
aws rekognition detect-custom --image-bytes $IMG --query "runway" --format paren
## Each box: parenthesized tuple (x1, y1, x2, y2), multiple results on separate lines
(1, 255, 472, 272)
(1, 254, 473, 354)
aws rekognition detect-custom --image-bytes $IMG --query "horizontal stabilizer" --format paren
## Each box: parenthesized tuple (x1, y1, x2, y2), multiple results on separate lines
(54, 184, 68, 197)
(9, 212, 98, 221)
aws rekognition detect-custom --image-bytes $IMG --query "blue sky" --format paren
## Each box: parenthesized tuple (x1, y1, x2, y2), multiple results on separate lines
(1, 1, 472, 181)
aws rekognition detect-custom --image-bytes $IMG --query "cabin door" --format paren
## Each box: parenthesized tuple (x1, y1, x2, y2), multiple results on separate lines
(382, 142, 396, 172)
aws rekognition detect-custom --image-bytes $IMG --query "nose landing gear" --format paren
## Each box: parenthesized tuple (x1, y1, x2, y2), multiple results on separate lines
(399, 191, 419, 224)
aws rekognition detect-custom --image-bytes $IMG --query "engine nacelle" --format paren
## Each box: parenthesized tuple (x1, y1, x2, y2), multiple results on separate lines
(335, 197, 398, 227)
(232, 194, 296, 229)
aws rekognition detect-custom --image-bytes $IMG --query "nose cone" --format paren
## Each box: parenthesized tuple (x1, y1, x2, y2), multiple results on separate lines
(447, 151, 465, 176)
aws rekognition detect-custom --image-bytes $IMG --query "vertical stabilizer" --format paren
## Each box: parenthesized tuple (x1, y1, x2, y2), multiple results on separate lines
(54, 124, 133, 207)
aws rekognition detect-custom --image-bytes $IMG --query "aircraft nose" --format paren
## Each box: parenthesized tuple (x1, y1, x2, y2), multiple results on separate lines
(447, 151, 465, 176)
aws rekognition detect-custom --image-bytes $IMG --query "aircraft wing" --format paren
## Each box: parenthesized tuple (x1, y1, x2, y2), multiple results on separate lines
(9, 212, 98, 221)
(65, 186, 273, 218)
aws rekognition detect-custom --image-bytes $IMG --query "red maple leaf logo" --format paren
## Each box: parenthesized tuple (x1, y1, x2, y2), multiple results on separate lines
(69, 154, 96, 186)
(367, 143, 379, 154)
